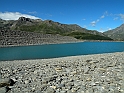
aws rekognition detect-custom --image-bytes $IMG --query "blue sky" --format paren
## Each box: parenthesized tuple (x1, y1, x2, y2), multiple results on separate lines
(0, 0, 124, 32)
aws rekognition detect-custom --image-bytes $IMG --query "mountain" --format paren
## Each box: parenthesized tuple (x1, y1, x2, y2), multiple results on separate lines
(0, 17, 112, 40)
(104, 24, 124, 41)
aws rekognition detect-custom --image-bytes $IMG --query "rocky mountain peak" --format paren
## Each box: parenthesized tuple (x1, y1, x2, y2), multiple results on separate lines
(119, 24, 124, 28)
(18, 17, 32, 22)
(104, 24, 124, 40)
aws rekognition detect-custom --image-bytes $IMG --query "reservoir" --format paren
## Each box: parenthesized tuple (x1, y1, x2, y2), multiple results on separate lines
(0, 42, 124, 61)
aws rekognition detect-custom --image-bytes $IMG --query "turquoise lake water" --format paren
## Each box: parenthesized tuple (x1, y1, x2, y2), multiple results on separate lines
(0, 42, 124, 61)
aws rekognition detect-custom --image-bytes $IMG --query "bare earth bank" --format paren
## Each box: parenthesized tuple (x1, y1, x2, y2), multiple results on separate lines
(0, 52, 124, 93)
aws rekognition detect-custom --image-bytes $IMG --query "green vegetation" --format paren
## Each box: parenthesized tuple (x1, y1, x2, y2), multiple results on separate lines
(16, 23, 65, 35)
(14, 25, 113, 40)
(66, 32, 113, 40)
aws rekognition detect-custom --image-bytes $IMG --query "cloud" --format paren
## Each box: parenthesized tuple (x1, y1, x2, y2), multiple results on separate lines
(99, 28, 105, 32)
(28, 11, 37, 14)
(100, 15, 105, 19)
(90, 19, 100, 27)
(90, 12, 106, 27)
(113, 17, 118, 20)
(91, 21, 96, 27)
(82, 18, 86, 21)
(104, 11, 108, 16)
(99, 27, 112, 32)
(96, 19, 100, 22)
(108, 13, 124, 22)
(108, 27, 112, 30)
(118, 14, 124, 22)
(0, 12, 40, 20)
(108, 28, 112, 30)
(45, 13, 53, 17)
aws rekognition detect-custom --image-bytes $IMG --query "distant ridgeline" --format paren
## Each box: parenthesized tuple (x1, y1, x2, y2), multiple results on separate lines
(0, 17, 113, 41)
(103, 24, 124, 41)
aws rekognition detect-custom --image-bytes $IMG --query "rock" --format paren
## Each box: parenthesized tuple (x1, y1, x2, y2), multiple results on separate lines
(50, 86, 56, 89)
(60, 90, 67, 93)
(114, 89, 121, 93)
(24, 80, 30, 84)
(74, 81, 81, 86)
(31, 87, 35, 92)
(65, 68, 71, 73)
(66, 90, 73, 93)
(98, 68, 106, 72)
(88, 60, 99, 64)
(8, 86, 14, 89)
(71, 71, 77, 75)
(66, 85, 72, 90)
(84, 66, 89, 74)
(55, 67, 62, 72)
(0, 74, 2, 79)
(90, 82, 96, 86)
(0, 87, 7, 93)
(86, 60, 92, 62)
(100, 89, 108, 93)
(45, 87, 55, 93)
(86, 77, 92, 81)
(77, 89, 85, 93)
(71, 87, 77, 92)
(42, 77, 51, 84)
(0, 78, 11, 87)
(86, 88, 93, 93)
(41, 84, 48, 90)
(18, 17, 32, 22)
(57, 83, 65, 88)
(34, 70, 41, 74)
(10, 77, 17, 82)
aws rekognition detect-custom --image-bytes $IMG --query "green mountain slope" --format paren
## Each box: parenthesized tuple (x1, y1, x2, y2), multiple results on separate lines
(66, 32, 113, 40)
(0, 17, 113, 40)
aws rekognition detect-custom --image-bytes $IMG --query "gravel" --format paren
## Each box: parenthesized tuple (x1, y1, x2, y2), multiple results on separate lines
(0, 30, 79, 47)
(0, 52, 124, 93)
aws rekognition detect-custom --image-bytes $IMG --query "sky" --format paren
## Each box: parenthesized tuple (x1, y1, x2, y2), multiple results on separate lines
(0, 0, 124, 32)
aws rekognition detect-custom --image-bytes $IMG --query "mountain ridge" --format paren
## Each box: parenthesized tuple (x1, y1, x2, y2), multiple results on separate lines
(0, 17, 113, 40)
(104, 24, 124, 41)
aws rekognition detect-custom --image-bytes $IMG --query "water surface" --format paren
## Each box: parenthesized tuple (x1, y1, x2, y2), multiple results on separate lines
(0, 42, 124, 61)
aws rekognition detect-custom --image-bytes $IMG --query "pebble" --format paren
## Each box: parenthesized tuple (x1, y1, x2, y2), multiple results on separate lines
(0, 78, 11, 87)
(0, 52, 124, 93)
(45, 87, 55, 93)
(0, 87, 7, 93)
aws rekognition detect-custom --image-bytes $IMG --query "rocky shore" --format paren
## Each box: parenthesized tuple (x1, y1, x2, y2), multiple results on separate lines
(0, 30, 79, 47)
(0, 52, 124, 93)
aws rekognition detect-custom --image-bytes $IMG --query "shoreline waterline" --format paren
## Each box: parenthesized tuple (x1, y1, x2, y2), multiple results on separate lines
(0, 51, 124, 62)
(0, 40, 124, 48)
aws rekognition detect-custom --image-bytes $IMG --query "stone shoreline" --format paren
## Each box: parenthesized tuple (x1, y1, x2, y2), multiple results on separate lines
(0, 52, 124, 93)
(0, 30, 80, 48)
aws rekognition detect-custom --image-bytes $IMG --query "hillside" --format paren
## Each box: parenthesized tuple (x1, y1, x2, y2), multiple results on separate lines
(0, 17, 112, 41)
(104, 24, 124, 41)
(0, 29, 78, 47)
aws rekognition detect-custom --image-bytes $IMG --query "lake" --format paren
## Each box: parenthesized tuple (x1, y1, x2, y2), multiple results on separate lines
(0, 42, 124, 61)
